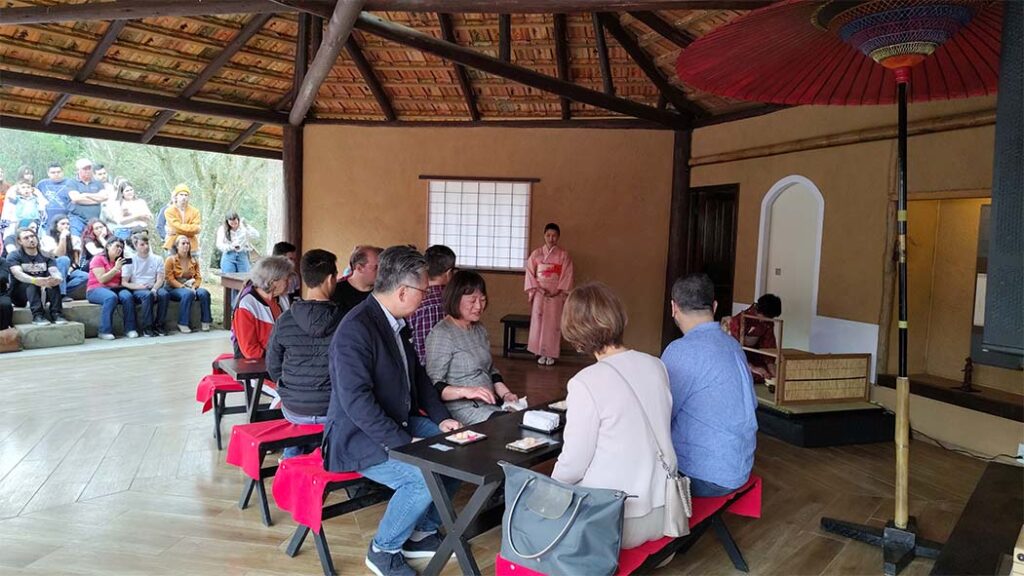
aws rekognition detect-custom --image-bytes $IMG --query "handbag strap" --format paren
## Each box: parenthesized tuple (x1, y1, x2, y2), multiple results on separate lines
(506, 476, 589, 559)
(603, 360, 678, 480)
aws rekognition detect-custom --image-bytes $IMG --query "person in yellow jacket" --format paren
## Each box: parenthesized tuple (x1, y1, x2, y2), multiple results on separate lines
(162, 183, 201, 251)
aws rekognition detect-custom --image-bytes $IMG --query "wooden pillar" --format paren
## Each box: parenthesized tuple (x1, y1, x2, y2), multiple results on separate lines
(661, 129, 692, 349)
(283, 126, 303, 255)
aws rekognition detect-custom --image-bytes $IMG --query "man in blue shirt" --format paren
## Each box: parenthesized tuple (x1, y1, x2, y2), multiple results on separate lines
(67, 158, 107, 236)
(36, 162, 73, 224)
(661, 273, 757, 497)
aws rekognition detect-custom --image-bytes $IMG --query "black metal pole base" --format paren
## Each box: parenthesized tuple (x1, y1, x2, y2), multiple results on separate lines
(950, 384, 981, 393)
(821, 516, 943, 576)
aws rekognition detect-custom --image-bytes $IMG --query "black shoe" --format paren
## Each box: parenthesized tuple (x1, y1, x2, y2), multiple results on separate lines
(154, 326, 167, 336)
(401, 532, 441, 559)
(52, 314, 68, 325)
(365, 543, 416, 576)
(32, 315, 49, 326)
(143, 328, 156, 337)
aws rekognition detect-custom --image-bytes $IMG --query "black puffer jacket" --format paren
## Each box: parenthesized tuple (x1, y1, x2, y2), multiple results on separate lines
(266, 299, 345, 417)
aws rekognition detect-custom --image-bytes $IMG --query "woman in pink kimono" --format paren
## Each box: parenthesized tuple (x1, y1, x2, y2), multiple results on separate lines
(524, 223, 574, 365)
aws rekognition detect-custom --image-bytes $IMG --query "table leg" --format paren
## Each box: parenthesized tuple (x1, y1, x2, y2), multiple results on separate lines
(247, 378, 264, 423)
(223, 284, 233, 328)
(421, 473, 501, 576)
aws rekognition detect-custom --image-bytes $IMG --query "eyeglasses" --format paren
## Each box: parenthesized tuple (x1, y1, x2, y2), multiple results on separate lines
(402, 284, 428, 295)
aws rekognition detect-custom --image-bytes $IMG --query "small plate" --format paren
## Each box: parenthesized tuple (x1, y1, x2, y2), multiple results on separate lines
(547, 400, 568, 412)
(506, 437, 550, 453)
(445, 431, 487, 445)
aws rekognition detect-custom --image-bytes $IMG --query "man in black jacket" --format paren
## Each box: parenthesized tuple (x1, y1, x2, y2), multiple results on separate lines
(326, 245, 461, 576)
(266, 249, 341, 458)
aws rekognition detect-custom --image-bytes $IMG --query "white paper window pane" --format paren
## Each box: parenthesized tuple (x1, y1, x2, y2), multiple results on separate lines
(462, 182, 479, 193)
(512, 194, 529, 206)
(496, 182, 513, 194)
(479, 182, 495, 195)
(464, 246, 477, 257)
(463, 192, 478, 205)
(445, 181, 461, 193)
(512, 183, 529, 194)
(464, 225, 478, 237)
(430, 181, 445, 192)
(512, 205, 527, 217)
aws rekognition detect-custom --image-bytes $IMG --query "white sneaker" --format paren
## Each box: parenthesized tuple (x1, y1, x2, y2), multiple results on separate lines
(545, 357, 556, 366)
(97, 333, 115, 340)
(201, 322, 210, 332)
(126, 330, 139, 339)
(178, 324, 192, 334)
(537, 356, 547, 365)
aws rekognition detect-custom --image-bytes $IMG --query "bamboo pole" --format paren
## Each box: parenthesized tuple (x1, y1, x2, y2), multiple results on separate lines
(894, 79, 910, 531)
(690, 109, 996, 167)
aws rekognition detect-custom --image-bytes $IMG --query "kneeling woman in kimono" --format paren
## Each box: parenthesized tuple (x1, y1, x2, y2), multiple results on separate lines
(425, 271, 519, 424)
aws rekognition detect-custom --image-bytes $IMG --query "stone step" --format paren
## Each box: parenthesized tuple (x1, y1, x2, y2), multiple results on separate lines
(11, 299, 204, 338)
(14, 321, 86, 350)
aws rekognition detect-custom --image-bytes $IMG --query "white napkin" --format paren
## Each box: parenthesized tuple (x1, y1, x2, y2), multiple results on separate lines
(502, 396, 528, 412)
(523, 410, 560, 431)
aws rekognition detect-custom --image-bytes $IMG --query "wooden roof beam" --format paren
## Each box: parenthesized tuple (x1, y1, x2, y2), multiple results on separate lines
(0, 1, 773, 24)
(598, 13, 705, 118)
(141, 13, 273, 143)
(0, 114, 279, 159)
(627, 11, 695, 48)
(290, 0, 365, 125)
(1, 71, 288, 125)
(229, 90, 296, 152)
(437, 13, 481, 122)
(499, 14, 512, 62)
(553, 13, 571, 120)
(350, 13, 687, 127)
(592, 13, 616, 96)
(42, 21, 126, 126)
(347, 37, 397, 121)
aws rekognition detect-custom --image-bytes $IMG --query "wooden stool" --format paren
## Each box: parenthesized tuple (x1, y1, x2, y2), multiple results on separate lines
(500, 314, 531, 357)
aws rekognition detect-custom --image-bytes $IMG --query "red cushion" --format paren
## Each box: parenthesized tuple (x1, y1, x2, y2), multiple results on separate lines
(272, 448, 363, 533)
(225, 419, 324, 479)
(496, 475, 764, 576)
(195, 373, 244, 413)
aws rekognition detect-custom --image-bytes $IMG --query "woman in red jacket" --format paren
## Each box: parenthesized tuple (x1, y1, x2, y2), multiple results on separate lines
(231, 255, 293, 359)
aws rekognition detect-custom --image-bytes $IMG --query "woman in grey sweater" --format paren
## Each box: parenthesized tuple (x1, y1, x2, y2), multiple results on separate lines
(425, 271, 519, 424)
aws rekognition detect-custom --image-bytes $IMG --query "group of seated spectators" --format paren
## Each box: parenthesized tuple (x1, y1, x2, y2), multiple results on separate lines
(0, 159, 224, 338)
(227, 240, 759, 576)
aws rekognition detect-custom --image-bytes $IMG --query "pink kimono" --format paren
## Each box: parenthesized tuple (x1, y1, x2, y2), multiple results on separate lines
(524, 245, 574, 358)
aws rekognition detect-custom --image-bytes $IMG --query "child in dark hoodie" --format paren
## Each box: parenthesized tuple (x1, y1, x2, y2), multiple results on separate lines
(266, 249, 343, 458)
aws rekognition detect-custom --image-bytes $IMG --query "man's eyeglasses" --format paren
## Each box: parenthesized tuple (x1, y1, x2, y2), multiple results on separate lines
(402, 284, 428, 295)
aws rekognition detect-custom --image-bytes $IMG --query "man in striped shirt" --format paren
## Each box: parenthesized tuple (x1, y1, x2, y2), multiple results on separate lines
(408, 245, 456, 364)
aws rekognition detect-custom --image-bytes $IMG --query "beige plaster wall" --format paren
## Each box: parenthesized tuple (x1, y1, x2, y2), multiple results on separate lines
(302, 125, 674, 355)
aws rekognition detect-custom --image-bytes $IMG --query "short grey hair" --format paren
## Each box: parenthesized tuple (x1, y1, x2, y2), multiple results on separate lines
(250, 255, 294, 292)
(374, 245, 426, 294)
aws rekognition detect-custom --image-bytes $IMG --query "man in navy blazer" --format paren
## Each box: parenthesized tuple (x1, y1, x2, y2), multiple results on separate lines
(326, 245, 462, 576)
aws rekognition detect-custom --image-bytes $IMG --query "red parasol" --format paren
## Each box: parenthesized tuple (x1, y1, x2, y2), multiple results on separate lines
(675, 2, 1005, 575)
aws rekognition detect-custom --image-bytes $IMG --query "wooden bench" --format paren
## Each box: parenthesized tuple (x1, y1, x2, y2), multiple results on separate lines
(496, 475, 763, 575)
(500, 314, 531, 357)
(272, 449, 393, 576)
(224, 419, 324, 526)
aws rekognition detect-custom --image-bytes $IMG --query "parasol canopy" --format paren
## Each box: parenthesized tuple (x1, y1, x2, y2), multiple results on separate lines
(675, 0, 1003, 106)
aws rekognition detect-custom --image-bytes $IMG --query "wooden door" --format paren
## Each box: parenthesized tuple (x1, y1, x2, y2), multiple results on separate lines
(662, 183, 739, 348)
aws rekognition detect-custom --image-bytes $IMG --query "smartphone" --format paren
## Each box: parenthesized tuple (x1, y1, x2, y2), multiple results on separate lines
(122, 257, 133, 265)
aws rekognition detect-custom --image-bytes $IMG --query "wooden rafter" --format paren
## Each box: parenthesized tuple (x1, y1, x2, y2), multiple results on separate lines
(0, 0, 773, 24)
(437, 13, 481, 121)
(591, 13, 616, 96)
(0, 114, 279, 159)
(141, 13, 273, 143)
(347, 37, 397, 121)
(42, 20, 126, 126)
(290, 0, 366, 125)
(229, 90, 296, 151)
(347, 12, 686, 127)
(499, 14, 512, 62)
(627, 11, 695, 48)
(598, 13, 705, 118)
(1, 70, 288, 125)
(553, 13, 571, 120)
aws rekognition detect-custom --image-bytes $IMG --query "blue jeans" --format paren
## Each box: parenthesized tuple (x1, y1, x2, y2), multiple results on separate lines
(69, 214, 87, 237)
(688, 476, 736, 498)
(168, 287, 212, 326)
(55, 256, 89, 297)
(132, 288, 169, 330)
(220, 250, 250, 305)
(359, 417, 459, 552)
(87, 287, 137, 335)
(281, 405, 327, 459)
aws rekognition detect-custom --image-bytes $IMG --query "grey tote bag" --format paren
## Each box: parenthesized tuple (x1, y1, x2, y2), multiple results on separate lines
(500, 461, 627, 576)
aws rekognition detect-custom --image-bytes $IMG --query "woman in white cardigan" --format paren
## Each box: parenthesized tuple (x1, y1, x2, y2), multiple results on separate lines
(551, 282, 677, 549)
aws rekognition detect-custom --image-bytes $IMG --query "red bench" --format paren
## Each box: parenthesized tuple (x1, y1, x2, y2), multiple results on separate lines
(272, 448, 392, 576)
(224, 419, 324, 526)
(195, 353, 244, 450)
(496, 475, 763, 575)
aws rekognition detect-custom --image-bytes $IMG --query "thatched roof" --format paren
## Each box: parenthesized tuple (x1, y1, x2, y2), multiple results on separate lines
(0, 1, 778, 158)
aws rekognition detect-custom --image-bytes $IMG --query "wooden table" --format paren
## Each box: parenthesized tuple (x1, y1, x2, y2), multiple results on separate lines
(216, 357, 278, 423)
(931, 462, 1024, 575)
(218, 271, 249, 328)
(390, 407, 564, 576)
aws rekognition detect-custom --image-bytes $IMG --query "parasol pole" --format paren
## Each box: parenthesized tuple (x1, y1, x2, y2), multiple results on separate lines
(894, 73, 910, 532)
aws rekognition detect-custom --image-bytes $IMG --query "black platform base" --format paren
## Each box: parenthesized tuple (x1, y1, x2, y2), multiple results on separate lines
(757, 404, 895, 447)
(821, 516, 943, 576)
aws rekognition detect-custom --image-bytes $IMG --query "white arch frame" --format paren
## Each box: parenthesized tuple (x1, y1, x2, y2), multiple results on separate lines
(754, 175, 825, 324)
